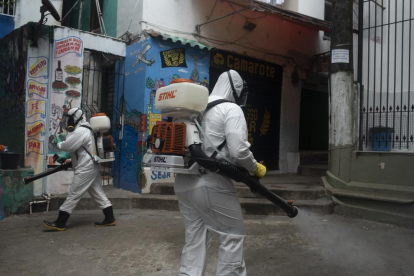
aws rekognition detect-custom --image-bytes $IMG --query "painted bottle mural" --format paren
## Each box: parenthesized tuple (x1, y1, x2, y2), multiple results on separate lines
(55, 60, 63, 82)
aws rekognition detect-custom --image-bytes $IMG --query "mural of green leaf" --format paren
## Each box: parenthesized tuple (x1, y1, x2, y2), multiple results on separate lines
(172, 74, 181, 80)
(146, 77, 155, 89)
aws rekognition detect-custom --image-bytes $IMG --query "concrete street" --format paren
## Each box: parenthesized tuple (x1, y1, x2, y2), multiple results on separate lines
(0, 209, 413, 276)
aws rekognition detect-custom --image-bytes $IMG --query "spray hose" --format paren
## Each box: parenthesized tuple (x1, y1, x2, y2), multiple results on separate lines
(189, 145, 298, 218)
(24, 162, 73, 185)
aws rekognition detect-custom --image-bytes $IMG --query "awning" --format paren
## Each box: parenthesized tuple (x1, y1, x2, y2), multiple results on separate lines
(229, 0, 332, 32)
(146, 30, 213, 50)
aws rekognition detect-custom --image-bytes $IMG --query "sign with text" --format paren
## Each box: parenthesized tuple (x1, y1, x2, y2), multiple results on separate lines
(26, 100, 46, 118)
(54, 36, 83, 58)
(332, 49, 349, 63)
(26, 138, 44, 156)
(27, 80, 48, 98)
(28, 57, 49, 79)
(210, 49, 283, 82)
(27, 120, 46, 137)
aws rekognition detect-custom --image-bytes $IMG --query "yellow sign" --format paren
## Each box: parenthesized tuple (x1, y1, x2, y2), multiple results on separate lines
(27, 100, 46, 118)
(28, 80, 47, 98)
(29, 57, 48, 78)
(27, 121, 45, 137)
(26, 139, 44, 156)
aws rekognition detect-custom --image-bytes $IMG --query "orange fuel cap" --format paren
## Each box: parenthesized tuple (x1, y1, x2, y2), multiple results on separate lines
(170, 78, 193, 84)
(92, 113, 106, 117)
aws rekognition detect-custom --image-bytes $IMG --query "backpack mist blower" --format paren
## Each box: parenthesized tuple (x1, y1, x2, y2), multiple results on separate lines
(24, 113, 116, 185)
(145, 79, 298, 218)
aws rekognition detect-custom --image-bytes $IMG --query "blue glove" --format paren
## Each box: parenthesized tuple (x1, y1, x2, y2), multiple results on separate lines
(56, 152, 71, 164)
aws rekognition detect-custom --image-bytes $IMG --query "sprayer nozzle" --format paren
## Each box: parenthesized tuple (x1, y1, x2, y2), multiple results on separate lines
(287, 206, 299, 218)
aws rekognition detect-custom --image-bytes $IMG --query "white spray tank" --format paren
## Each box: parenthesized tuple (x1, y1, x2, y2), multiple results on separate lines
(89, 113, 115, 163)
(148, 79, 208, 173)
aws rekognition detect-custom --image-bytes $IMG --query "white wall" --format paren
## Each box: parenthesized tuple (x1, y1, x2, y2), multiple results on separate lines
(14, 0, 63, 29)
(116, 0, 143, 39)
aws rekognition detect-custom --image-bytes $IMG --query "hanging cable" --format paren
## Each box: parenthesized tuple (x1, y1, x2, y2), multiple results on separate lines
(60, 0, 80, 23)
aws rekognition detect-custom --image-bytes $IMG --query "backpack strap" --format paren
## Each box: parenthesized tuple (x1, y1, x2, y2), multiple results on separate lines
(205, 99, 233, 111)
(77, 125, 96, 162)
(204, 100, 233, 158)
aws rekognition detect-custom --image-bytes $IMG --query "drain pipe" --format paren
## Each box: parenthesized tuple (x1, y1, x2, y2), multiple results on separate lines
(29, 194, 51, 215)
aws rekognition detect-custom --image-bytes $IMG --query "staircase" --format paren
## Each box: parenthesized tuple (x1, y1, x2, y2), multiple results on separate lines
(298, 151, 328, 177)
(50, 174, 333, 216)
(146, 174, 333, 216)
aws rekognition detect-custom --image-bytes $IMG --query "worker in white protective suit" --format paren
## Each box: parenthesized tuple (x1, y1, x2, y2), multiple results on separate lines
(174, 70, 267, 276)
(43, 108, 116, 231)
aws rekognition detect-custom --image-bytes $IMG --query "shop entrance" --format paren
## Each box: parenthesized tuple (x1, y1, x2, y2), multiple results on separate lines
(299, 89, 329, 150)
(209, 66, 282, 170)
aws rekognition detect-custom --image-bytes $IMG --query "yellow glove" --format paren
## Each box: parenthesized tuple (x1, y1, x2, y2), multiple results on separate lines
(254, 163, 267, 179)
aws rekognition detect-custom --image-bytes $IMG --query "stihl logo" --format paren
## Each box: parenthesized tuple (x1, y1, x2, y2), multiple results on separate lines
(154, 156, 167, 163)
(158, 90, 176, 101)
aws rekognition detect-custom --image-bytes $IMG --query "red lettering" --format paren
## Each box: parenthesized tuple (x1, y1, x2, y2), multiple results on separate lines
(29, 141, 40, 149)
(158, 90, 177, 101)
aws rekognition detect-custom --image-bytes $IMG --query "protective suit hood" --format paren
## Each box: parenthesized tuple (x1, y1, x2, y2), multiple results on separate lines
(210, 70, 245, 104)
(64, 108, 88, 132)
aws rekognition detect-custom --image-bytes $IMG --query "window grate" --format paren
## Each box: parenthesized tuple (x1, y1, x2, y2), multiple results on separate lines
(0, 0, 16, 17)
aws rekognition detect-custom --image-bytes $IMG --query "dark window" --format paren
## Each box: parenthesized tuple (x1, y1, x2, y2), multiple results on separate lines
(324, 0, 332, 39)
(0, 0, 16, 16)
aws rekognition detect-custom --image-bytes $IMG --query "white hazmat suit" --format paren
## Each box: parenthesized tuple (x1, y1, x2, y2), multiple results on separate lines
(174, 70, 258, 276)
(56, 109, 112, 214)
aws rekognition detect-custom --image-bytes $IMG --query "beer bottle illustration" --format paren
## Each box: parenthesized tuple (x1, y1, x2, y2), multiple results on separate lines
(55, 60, 63, 82)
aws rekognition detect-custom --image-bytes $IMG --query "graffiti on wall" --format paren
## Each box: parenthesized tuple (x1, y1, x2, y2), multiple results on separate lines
(113, 36, 210, 194)
(24, 30, 50, 184)
(48, 35, 83, 165)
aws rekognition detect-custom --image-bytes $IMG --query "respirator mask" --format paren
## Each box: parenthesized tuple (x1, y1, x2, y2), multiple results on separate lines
(63, 108, 84, 132)
(227, 71, 249, 107)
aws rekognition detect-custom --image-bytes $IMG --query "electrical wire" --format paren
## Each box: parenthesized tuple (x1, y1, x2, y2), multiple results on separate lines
(140, 20, 298, 66)
(126, 0, 141, 34)
(228, 1, 268, 20)
(207, 0, 219, 21)
(60, 0, 80, 23)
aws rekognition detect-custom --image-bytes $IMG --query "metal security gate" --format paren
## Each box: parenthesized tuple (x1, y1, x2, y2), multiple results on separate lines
(81, 50, 125, 184)
(358, 0, 414, 151)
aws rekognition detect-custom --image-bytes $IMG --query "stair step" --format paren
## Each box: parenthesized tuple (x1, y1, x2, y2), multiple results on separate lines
(300, 151, 328, 164)
(50, 194, 333, 216)
(298, 164, 327, 177)
(150, 182, 326, 200)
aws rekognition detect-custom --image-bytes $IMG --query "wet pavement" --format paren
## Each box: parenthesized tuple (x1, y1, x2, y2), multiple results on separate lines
(0, 209, 413, 276)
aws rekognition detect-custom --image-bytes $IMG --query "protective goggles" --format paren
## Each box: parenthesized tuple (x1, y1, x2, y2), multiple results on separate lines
(62, 108, 83, 132)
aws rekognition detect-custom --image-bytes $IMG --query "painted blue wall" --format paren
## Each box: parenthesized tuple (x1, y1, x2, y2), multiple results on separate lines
(0, 15, 15, 39)
(113, 36, 210, 193)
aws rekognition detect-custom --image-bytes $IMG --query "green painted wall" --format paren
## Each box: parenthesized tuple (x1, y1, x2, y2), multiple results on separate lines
(103, 0, 117, 37)
(0, 168, 34, 215)
(63, 0, 116, 37)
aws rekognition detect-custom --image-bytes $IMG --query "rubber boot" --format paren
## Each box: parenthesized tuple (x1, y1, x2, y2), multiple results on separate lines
(43, 211, 70, 231)
(94, 206, 116, 227)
